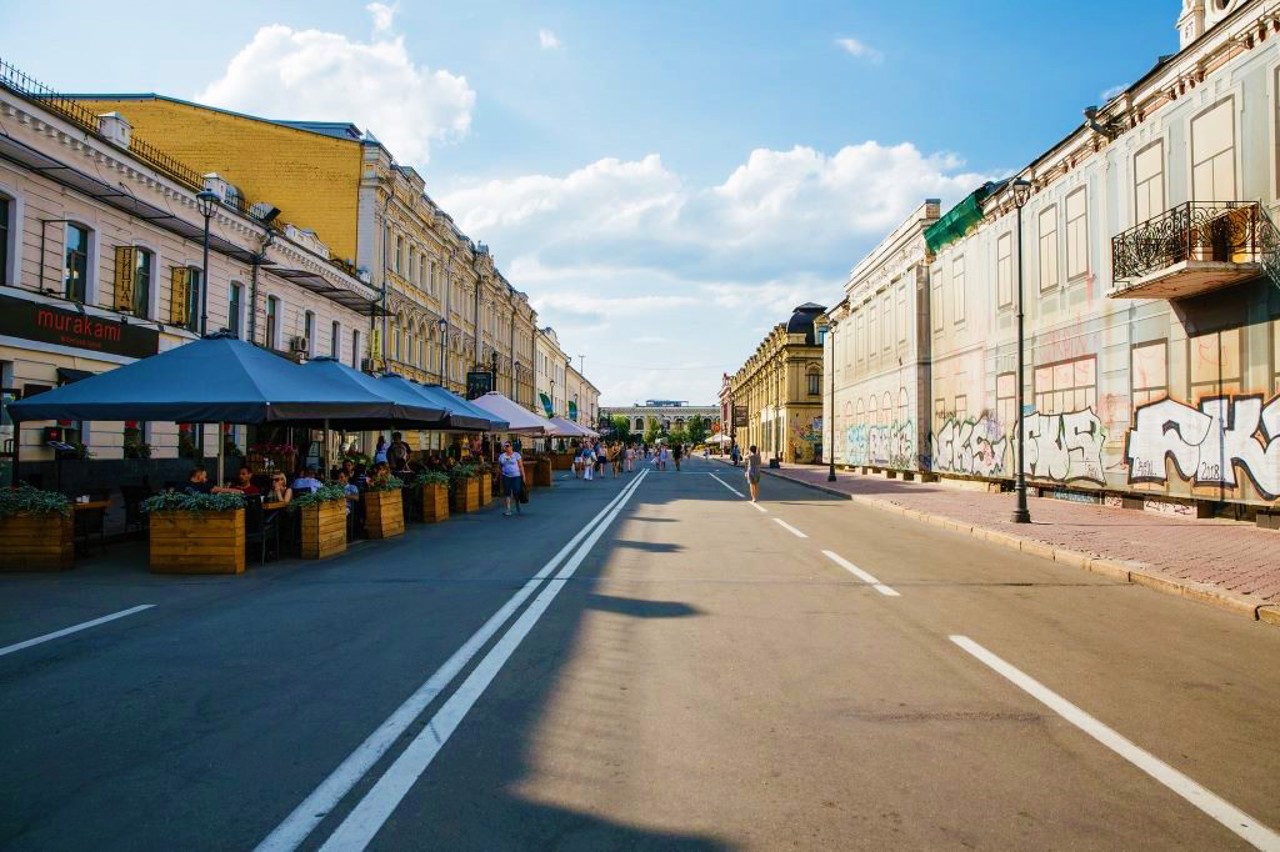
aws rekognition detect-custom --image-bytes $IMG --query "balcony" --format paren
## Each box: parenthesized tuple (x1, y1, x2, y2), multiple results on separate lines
(1109, 201, 1278, 299)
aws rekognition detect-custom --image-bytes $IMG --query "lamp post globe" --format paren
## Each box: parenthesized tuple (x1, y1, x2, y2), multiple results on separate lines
(437, 317, 448, 386)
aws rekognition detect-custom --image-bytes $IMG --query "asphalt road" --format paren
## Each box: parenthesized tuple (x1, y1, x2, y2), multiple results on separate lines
(2, 456, 1278, 851)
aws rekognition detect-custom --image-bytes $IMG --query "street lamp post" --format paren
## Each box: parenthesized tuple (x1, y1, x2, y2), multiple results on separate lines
(437, 317, 448, 386)
(825, 323, 836, 482)
(196, 190, 219, 336)
(1010, 178, 1033, 524)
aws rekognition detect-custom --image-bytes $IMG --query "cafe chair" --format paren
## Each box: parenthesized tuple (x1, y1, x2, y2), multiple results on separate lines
(120, 485, 150, 539)
(73, 504, 108, 556)
(243, 495, 280, 565)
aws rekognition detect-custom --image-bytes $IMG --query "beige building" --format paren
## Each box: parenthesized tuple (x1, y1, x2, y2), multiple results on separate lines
(0, 63, 382, 478)
(564, 363, 600, 428)
(535, 327, 570, 418)
(728, 304, 827, 463)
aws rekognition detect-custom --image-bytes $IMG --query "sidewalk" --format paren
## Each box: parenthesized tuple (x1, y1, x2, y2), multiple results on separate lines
(715, 459, 1280, 625)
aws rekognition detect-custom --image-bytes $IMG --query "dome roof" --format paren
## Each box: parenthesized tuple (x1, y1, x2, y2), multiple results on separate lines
(786, 302, 827, 343)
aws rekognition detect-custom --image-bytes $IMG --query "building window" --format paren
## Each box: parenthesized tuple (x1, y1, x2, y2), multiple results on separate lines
(996, 232, 1013, 308)
(304, 310, 315, 357)
(1190, 327, 1242, 397)
(954, 394, 967, 419)
(266, 296, 280, 349)
(932, 279, 944, 332)
(1033, 355, 1097, 415)
(0, 195, 10, 287)
(867, 309, 877, 361)
(807, 370, 820, 396)
(419, 255, 427, 293)
(408, 245, 417, 284)
(952, 256, 966, 325)
(183, 267, 202, 333)
(996, 372, 1016, 432)
(1065, 188, 1089, 281)
(1131, 340, 1168, 406)
(134, 249, 153, 318)
(1037, 205, 1058, 292)
(395, 236, 404, 275)
(228, 282, 243, 338)
(331, 321, 341, 358)
(1134, 140, 1165, 223)
(896, 281, 907, 347)
(64, 223, 90, 302)
(352, 329, 362, 369)
(1191, 97, 1236, 202)
(880, 293, 892, 352)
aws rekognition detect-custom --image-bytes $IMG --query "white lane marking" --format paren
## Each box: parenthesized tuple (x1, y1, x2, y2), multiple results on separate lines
(749, 502, 768, 513)
(0, 605, 156, 658)
(950, 635, 1280, 851)
(708, 474, 745, 499)
(772, 518, 808, 539)
(317, 471, 650, 851)
(822, 550, 900, 597)
(256, 471, 650, 852)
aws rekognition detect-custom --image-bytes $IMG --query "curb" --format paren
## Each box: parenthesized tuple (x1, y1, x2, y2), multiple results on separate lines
(746, 463, 1276, 629)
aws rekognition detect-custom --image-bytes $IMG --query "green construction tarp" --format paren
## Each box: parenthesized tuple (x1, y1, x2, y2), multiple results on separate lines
(924, 181, 1002, 254)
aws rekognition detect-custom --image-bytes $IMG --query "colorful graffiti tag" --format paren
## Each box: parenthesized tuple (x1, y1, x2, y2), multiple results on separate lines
(845, 421, 914, 469)
(931, 414, 1008, 477)
(1024, 409, 1106, 486)
(1126, 395, 1280, 500)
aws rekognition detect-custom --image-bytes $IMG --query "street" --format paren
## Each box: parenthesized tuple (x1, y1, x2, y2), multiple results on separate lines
(2, 457, 1279, 851)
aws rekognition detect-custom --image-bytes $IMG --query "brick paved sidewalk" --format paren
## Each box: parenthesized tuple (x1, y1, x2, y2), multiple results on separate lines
(714, 459, 1280, 618)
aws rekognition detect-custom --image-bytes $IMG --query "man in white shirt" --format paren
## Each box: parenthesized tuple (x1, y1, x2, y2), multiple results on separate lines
(291, 466, 324, 493)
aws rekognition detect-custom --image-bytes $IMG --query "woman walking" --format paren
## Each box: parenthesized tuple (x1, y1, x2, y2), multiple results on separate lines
(745, 444, 762, 503)
(499, 441, 525, 516)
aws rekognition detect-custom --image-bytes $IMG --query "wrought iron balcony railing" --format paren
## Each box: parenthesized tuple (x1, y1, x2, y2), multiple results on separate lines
(1110, 201, 1279, 298)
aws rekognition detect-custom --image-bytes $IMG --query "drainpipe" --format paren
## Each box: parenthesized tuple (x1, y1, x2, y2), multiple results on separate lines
(249, 229, 273, 346)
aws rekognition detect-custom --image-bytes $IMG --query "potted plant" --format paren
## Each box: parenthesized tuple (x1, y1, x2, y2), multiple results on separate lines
(414, 471, 450, 523)
(291, 484, 349, 558)
(474, 462, 494, 505)
(363, 474, 405, 539)
(449, 464, 481, 514)
(143, 491, 246, 574)
(0, 484, 74, 571)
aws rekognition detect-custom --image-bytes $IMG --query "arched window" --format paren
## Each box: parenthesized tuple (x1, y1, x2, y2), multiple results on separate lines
(0, 191, 12, 287)
(882, 392, 892, 426)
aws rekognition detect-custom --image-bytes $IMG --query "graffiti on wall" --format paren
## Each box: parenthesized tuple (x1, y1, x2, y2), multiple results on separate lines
(1023, 409, 1106, 486)
(931, 414, 1008, 477)
(845, 421, 915, 469)
(1126, 395, 1280, 500)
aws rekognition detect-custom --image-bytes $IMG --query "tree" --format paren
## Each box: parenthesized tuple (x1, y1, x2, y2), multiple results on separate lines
(610, 415, 633, 445)
(684, 415, 710, 446)
(668, 427, 688, 448)
(643, 416, 663, 446)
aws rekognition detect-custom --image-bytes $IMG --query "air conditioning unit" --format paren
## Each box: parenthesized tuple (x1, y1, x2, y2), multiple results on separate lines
(290, 336, 309, 352)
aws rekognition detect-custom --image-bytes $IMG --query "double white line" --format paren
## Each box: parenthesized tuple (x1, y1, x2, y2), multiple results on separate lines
(257, 470, 650, 852)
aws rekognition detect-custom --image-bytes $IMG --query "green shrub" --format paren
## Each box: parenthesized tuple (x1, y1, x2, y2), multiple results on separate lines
(365, 475, 405, 493)
(290, 484, 349, 510)
(413, 471, 450, 488)
(141, 492, 246, 514)
(0, 484, 71, 519)
(449, 464, 478, 481)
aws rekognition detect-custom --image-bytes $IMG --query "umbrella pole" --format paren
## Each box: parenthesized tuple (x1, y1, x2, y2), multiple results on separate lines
(217, 422, 226, 488)
(323, 419, 330, 477)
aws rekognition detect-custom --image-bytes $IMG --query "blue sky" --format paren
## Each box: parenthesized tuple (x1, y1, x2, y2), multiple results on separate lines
(1, 1, 1178, 406)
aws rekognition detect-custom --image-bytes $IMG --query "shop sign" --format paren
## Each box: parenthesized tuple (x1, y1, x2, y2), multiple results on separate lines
(466, 370, 494, 400)
(0, 294, 159, 359)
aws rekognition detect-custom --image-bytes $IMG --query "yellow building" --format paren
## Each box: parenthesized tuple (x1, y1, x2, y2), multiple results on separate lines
(727, 304, 827, 464)
(69, 94, 540, 407)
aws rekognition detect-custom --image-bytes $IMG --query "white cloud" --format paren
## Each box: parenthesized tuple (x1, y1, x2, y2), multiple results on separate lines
(539, 29, 562, 49)
(1100, 83, 1128, 102)
(198, 12, 474, 165)
(367, 2, 396, 34)
(835, 37, 883, 63)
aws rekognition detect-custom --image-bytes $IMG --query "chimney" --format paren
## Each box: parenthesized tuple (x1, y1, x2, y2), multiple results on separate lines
(97, 112, 132, 149)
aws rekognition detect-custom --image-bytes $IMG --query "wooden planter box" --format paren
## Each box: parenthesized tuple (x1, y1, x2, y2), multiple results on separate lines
(450, 477, 481, 513)
(300, 500, 347, 559)
(0, 512, 74, 571)
(364, 489, 405, 539)
(478, 472, 492, 505)
(532, 457, 554, 487)
(421, 484, 449, 523)
(149, 509, 245, 574)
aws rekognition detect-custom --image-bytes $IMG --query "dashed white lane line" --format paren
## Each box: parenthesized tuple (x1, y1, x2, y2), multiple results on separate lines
(822, 550, 900, 597)
(709, 474, 745, 499)
(748, 502, 768, 513)
(772, 518, 808, 539)
(0, 605, 157, 658)
(950, 635, 1280, 851)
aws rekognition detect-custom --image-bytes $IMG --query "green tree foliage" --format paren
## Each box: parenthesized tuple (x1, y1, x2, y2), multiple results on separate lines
(668, 427, 688, 447)
(643, 416, 664, 446)
(684, 415, 710, 446)
(610, 415, 633, 445)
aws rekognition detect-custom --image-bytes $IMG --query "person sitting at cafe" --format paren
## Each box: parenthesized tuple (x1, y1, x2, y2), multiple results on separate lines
(212, 465, 260, 496)
(290, 466, 324, 493)
(185, 466, 214, 495)
(265, 473, 292, 505)
(335, 470, 361, 514)
(340, 459, 357, 481)
(387, 432, 413, 473)
(370, 461, 393, 487)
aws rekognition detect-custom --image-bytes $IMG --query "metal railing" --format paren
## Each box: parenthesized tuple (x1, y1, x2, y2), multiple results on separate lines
(1111, 201, 1279, 283)
(0, 56, 205, 194)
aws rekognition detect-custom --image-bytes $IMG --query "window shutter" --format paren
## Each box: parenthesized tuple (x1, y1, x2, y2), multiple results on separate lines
(171, 267, 191, 326)
(113, 246, 136, 312)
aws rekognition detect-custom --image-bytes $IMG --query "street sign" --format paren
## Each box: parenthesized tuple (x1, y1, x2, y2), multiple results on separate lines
(466, 371, 494, 400)
(733, 406, 748, 428)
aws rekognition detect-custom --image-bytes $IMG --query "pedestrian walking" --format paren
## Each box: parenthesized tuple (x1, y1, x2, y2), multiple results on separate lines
(499, 441, 525, 516)
(672, 442, 683, 471)
(583, 443, 596, 481)
(594, 441, 606, 480)
(745, 444, 762, 502)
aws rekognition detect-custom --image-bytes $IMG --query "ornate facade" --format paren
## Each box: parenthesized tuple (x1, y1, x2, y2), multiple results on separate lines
(727, 304, 826, 463)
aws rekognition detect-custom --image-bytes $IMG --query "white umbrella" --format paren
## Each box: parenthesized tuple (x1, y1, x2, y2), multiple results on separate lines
(548, 415, 593, 438)
(470, 392, 558, 435)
